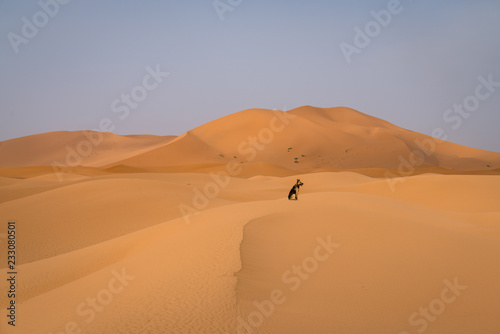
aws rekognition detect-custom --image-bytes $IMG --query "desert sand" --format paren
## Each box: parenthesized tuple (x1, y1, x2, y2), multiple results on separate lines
(0, 106, 499, 334)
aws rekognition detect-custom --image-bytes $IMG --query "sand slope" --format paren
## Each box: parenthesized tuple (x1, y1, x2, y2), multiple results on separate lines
(2, 106, 499, 176)
(109, 106, 500, 171)
(1, 171, 499, 333)
(1, 106, 499, 333)
(0, 131, 175, 168)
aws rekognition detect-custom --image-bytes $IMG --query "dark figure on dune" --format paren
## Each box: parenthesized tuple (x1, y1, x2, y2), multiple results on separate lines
(288, 179, 304, 200)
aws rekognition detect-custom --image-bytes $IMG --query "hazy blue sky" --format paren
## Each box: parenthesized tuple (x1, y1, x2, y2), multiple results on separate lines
(1, 0, 499, 152)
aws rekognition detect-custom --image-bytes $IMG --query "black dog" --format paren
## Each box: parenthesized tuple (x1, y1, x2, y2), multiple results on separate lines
(288, 179, 304, 200)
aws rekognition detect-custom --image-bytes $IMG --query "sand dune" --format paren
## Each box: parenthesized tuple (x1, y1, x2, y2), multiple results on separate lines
(109, 106, 500, 172)
(0, 131, 175, 168)
(1, 172, 499, 333)
(1, 106, 499, 333)
(2, 107, 499, 176)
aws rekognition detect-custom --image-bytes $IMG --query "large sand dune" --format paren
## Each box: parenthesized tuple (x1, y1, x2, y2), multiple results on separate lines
(0, 106, 499, 333)
(109, 106, 500, 172)
(2, 107, 499, 177)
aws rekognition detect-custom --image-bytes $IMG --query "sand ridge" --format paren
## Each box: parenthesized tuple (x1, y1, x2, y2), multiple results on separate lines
(1, 171, 499, 333)
(0, 106, 499, 333)
(107, 106, 500, 171)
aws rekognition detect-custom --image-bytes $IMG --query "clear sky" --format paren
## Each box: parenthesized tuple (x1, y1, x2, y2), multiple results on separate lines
(1, 0, 499, 152)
